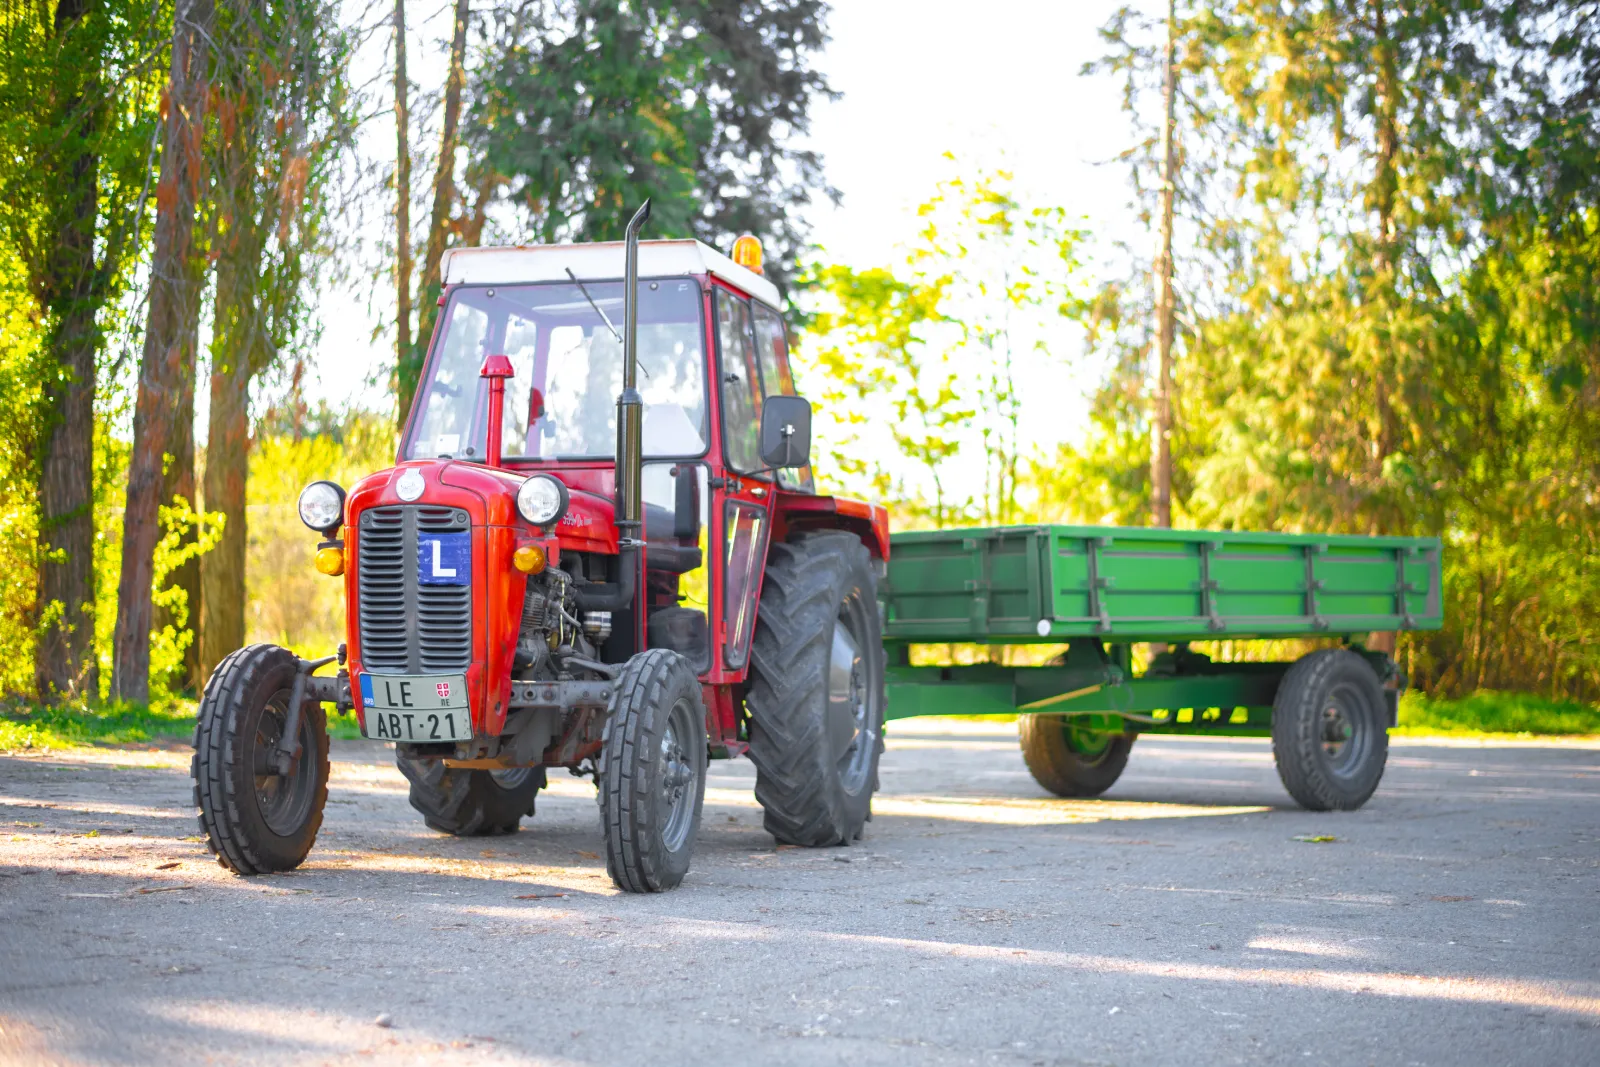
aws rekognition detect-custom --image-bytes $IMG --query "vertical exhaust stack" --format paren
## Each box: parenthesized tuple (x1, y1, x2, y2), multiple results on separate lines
(615, 199, 651, 551)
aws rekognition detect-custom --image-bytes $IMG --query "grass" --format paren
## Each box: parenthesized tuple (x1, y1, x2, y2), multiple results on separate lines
(0, 698, 364, 752)
(1394, 689, 1600, 739)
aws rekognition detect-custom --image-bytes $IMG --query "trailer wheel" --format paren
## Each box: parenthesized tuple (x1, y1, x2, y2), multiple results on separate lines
(1272, 649, 1389, 811)
(747, 531, 885, 847)
(193, 644, 330, 875)
(397, 759, 544, 836)
(1017, 717, 1133, 798)
(599, 648, 708, 893)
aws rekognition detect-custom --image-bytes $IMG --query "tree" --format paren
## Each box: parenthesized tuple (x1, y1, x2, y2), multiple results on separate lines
(395, 0, 469, 429)
(0, 0, 165, 699)
(198, 0, 356, 683)
(111, 0, 215, 703)
(391, 0, 414, 429)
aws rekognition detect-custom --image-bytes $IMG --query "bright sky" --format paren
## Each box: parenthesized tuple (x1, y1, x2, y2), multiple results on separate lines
(303, 0, 1154, 458)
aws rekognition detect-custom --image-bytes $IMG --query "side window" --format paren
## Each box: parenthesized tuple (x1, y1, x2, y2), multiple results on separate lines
(716, 290, 763, 474)
(752, 302, 815, 492)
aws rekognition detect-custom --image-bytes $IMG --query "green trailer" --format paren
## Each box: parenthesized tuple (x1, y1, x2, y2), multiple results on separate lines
(880, 525, 1443, 810)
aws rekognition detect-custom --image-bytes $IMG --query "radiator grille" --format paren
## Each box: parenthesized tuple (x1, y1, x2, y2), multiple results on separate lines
(355, 505, 472, 674)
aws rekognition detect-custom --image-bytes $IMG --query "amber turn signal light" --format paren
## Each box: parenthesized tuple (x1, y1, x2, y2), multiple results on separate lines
(314, 546, 345, 576)
(513, 544, 547, 574)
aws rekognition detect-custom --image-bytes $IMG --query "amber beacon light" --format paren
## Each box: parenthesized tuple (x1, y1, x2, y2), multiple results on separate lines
(731, 234, 763, 275)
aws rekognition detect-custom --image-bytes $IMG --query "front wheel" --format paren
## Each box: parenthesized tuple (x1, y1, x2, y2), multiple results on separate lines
(599, 649, 708, 893)
(193, 644, 330, 874)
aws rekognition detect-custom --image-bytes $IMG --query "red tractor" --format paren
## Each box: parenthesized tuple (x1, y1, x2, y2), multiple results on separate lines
(191, 203, 891, 891)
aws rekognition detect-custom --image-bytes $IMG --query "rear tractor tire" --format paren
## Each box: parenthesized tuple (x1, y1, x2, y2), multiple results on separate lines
(1271, 648, 1389, 811)
(746, 531, 886, 847)
(193, 644, 330, 874)
(599, 649, 709, 893)
(398, 759, 545, 836)
(1018, 716, 1134, 798)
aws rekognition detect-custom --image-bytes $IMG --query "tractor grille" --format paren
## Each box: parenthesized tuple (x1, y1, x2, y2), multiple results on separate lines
(355, 504, 472, 674)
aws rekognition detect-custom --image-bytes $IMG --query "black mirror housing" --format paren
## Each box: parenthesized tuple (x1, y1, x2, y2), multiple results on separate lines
(759, 395, 812, 470)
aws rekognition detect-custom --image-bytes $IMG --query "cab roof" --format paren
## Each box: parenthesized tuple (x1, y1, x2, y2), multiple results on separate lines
(440, 238, 782, 310)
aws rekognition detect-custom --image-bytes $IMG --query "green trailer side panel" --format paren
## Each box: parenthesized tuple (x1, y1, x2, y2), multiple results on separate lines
(883, 524, 1443, 645)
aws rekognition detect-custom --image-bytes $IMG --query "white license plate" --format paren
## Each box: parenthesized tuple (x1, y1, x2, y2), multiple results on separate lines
(359, 673, 473, 742)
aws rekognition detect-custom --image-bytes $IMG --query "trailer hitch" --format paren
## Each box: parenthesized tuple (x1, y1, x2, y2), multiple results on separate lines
(274, 654, 341, 776)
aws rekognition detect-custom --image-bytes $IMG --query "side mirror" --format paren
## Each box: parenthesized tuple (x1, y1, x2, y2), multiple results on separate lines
(759, 395, 812, 470)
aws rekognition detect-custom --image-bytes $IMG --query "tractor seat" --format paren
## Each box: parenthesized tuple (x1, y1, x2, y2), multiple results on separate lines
(641, 502, 702, 575)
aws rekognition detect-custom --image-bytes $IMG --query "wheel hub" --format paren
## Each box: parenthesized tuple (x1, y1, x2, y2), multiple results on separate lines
(658, 698, 699, 852)
(827, 600, 876, 796)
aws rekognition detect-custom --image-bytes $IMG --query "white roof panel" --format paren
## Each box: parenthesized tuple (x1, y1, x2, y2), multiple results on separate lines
(440, 238, 782, 309)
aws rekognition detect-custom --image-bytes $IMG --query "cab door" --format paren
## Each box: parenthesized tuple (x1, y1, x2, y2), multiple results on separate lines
(710, 286, 773, 678)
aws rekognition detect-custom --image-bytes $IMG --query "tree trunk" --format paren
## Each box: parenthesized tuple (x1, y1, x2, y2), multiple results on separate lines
(393, 0, 414, 433)
(111, 0, 214, 703)
(32, 0, 102, 701)
(397, 0, 469, 426)
(1150, 0, 1177, 529)
(199, 217, 264, 685)
(199, 330, 251, 685)
(154, 312, 201, 693)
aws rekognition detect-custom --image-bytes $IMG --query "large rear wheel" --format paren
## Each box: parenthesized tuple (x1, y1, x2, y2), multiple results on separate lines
(193, 644, 330, 874)
(1018, 716, 1133, 798)
(746, 531, 885, 846)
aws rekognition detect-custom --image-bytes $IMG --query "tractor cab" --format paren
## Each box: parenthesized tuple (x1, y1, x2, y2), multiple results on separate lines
(194, 205, 891, 893)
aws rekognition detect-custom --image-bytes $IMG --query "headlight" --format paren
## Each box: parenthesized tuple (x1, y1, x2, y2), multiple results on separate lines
(517, 474, 569, 526)
(297, 481, 345, 533)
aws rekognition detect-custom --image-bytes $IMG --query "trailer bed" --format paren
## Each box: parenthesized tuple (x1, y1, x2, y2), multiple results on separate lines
(883, 524, 1442, 645)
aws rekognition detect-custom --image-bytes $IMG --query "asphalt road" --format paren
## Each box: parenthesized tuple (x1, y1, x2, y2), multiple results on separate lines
(1, 721, 1596, 1067)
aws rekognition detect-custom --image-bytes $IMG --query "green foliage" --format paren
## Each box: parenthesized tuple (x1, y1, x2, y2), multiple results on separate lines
(1080, 0, 1600, 703)
(246, 410, 395, 658)
(148, 498, 224, 706)
(467, 0, 834, 294)
(800, 163, 1089, 528)
(1396, 691, 1600, 739)
(0, 699, 198, 751)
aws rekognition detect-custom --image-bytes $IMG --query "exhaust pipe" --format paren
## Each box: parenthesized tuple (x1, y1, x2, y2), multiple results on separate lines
(576, 198, 650, 613)
(615, 198, 650, 543)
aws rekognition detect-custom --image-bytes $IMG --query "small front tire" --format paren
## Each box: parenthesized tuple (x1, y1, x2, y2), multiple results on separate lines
(599, 649, 708, 893)
(193, 644, 330, 875)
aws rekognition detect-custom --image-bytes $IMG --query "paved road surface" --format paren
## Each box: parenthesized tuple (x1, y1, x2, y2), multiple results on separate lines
(1, 722, 1596, 1066)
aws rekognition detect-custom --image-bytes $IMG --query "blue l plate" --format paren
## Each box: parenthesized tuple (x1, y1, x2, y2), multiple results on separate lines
(417, 531, 470, 586)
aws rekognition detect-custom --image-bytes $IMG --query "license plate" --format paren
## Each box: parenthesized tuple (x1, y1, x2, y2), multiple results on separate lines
(359, 674, 473, 742)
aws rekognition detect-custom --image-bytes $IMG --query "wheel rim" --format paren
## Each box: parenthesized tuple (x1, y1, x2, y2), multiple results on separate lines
(490, 767, 535, 790)
(658, 696, 699, 853)
(1062, 721, 1117, 765)
(1318, 681, 1374, 780)
(828, 590, 879, 796)
(251, 691, 317, 838)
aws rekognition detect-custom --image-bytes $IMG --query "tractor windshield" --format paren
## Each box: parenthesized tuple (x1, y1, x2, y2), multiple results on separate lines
(406, 279, 708, 462)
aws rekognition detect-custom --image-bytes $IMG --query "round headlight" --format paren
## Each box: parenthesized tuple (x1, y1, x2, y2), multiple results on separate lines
(517, 474, 569, 526)
(297, 481, 345, 533)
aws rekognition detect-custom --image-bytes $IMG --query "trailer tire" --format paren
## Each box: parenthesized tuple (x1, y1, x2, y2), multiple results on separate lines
(192, 644, 330, 875)
(1272, 649, 1389, 811)
(747, 531, 885, 847)
(599, 649, 708, 893)
(1017, 717, 1133, 798)
(398, 759, 544, 836)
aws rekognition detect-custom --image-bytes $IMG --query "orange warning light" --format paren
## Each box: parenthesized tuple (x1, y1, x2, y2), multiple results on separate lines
(731, 234, 764, 275)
